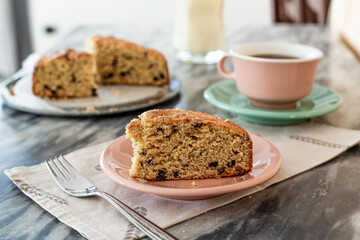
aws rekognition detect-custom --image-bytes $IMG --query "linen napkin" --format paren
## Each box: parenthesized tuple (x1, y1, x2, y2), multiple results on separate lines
(5, 121, 360, 240)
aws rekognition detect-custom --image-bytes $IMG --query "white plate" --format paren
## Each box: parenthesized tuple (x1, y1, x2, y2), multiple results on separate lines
(14, 75, 170, 109)
(1, 73, 180, 116)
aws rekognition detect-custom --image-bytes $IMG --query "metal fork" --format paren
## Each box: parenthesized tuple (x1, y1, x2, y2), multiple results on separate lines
(45, 156, 177, 240)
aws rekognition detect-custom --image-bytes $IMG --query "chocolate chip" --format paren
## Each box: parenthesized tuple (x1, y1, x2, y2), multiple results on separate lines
(147, 159, 152, 165)
(44, 85, 50, 90)
(126, 67, 134, 74)
(173, 171, 179, 178)
(103, 73, 114, 79)
(71, 75, 77, 82)
(140, 151, 146, 155)
(227, 160, 236, 167)
(153, 76, 159, 81)
(148, 63, 153, 69)
(193, 123, 203, 128)
(157, 127, 163, 132)
(209, 161, 218, 167)
(191, 136, 198, 140)
(218, 169, 225, 175)
(144, 51, 148, 57)
(157, 169, 167, 180)
(233, 150, 239, 154)
(123, 54, 132, 60)
(112, 58, 118, 66)
(120, 72, 127, 77)
(51, 90, 57, 95)
(160, 73, 165, 79)
(182, 163, 189, 168)
(57, 85, 63, 89)
(91, 88, 97, 96)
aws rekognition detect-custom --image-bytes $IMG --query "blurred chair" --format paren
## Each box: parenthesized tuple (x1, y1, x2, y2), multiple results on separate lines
(273, 0, 331, 24)
(328, 0, 360, 61)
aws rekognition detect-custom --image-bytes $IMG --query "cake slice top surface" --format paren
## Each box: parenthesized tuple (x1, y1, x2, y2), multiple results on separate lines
(88, 35, 167, 60)
(127, 109, 249, 135)
(36, 49, 91, 67)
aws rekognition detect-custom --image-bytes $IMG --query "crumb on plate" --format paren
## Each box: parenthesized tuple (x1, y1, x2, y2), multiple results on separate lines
(191, 181, 198, 187)
(85, 106, 96, 112)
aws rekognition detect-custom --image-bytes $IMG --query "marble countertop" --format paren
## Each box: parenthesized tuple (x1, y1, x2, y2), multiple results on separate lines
(1, 24, 360, 240)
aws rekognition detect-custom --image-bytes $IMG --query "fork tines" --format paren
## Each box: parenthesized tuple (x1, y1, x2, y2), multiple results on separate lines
(46, 155, 76, 181)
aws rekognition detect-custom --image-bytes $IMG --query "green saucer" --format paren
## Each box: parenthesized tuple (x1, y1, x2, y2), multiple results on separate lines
(203, 80, 342, 125)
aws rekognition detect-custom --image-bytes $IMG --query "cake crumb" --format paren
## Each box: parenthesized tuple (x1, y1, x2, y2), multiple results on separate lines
(85, 106, 96, 112)
(191, 181, 198, 187)
(9, 86, 15, 96)
(110, 88, 121, 95)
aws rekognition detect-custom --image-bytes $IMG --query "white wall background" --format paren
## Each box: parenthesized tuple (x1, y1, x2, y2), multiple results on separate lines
(27, 0, 273, 52)
(0, 0, 17, 75)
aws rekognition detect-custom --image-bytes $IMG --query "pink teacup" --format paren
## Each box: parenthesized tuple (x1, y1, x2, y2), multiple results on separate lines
(218, 42, 323, 109)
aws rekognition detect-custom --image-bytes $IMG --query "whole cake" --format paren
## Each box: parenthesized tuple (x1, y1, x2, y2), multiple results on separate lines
(32, 49, 97, 98)
(86, 35, 169, 86)
(126, 109, 253, 180)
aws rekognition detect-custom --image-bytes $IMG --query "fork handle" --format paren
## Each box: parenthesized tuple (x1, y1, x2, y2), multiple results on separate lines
(96, 191, 177, 240)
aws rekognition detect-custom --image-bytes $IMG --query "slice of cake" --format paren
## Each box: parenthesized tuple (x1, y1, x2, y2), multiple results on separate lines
(85, 35, 169, 86)
(126, 109, 253, 180)
(32, 49, 97, 98)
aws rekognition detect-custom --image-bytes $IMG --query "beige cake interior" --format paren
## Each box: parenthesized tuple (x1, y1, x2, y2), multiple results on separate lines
(32, 50, 97, 98)
(86, 36, 169, 86)
(126, 110, 253, 180)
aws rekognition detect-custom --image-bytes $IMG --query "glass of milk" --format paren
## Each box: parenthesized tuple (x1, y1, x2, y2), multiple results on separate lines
(174, 0, 225, 64)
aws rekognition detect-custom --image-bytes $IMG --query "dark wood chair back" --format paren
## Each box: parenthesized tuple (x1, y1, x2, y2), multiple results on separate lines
(273, 0, 331, 25)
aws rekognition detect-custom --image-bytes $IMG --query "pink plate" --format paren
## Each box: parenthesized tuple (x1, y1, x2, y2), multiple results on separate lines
(100, 133, 282, 200)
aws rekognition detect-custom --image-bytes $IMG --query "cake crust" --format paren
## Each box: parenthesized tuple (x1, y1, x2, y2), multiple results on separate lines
(34, 49, 92, 66)
(88, 36, 168, 63)
(128, 109, 250, 135)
